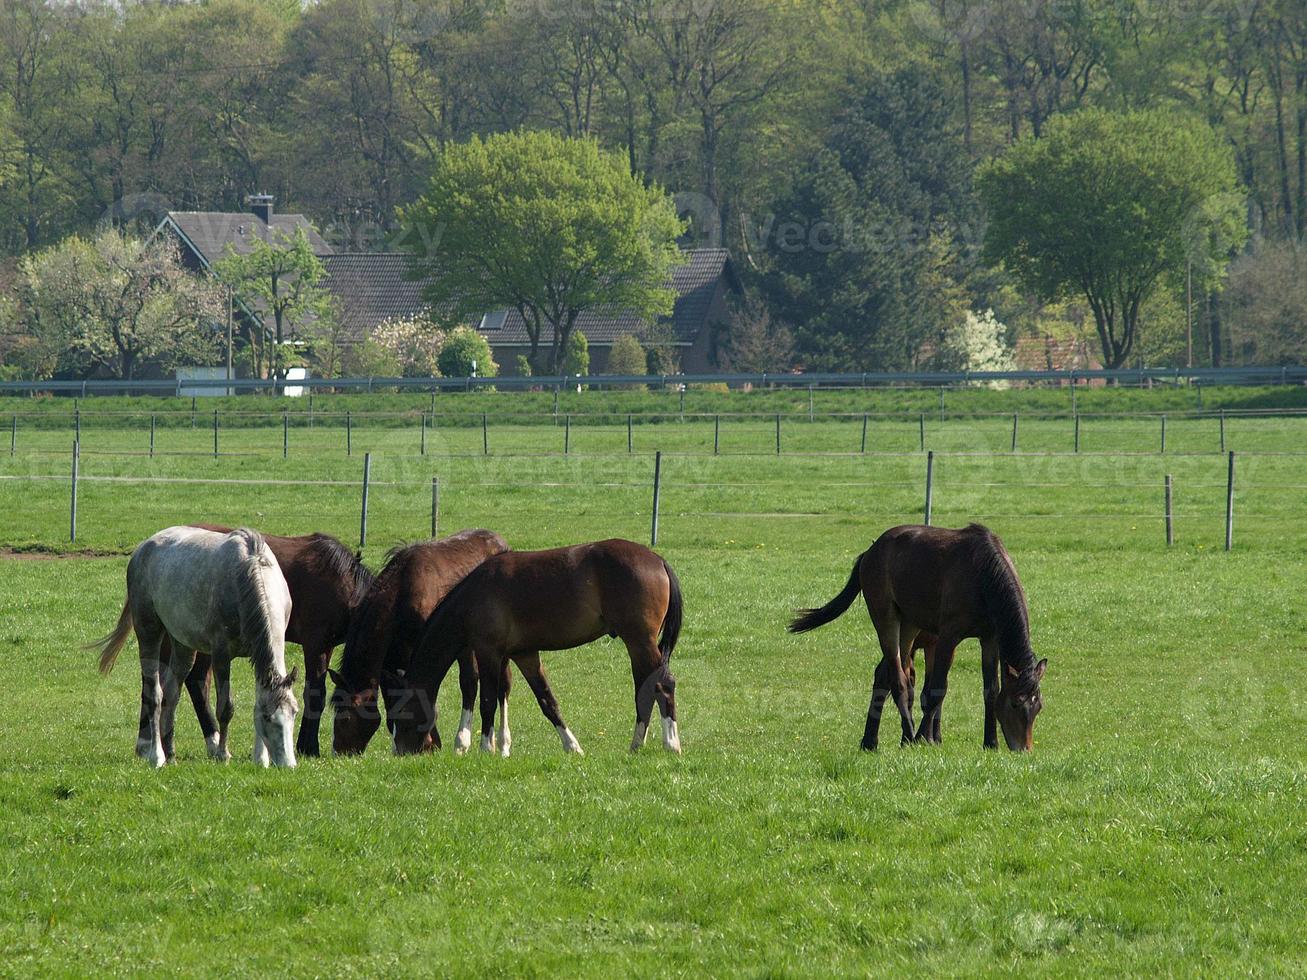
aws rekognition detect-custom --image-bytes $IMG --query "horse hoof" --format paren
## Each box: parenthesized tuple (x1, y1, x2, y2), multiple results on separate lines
(498, 740, 512, 758)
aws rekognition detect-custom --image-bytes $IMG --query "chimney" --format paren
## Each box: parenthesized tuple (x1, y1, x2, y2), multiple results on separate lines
(246, 193, 274, 226)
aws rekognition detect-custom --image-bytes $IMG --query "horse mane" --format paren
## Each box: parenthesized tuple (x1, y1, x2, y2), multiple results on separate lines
(306, 532, 374, 603)
(963, 524, 1037, 681)
(408, 570, 476, 689)
(231, 528, 290, 695)
(337, 542, 414, 690)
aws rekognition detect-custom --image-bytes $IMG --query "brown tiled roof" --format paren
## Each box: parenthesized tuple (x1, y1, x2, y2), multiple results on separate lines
(319, 247, 732, 347)
(1014, 335, 1101, 371)
(166, 211, 333, 266)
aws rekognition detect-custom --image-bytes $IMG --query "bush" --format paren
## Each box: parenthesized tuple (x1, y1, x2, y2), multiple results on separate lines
(437, 326, 498, 378)
(514, 355, 532, 377)
(561, 330, 589, 376)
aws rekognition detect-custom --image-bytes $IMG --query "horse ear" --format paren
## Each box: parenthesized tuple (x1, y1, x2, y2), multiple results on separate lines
(1007, 663, 1021, 679)
(327, 667, 347, 690)
(1033, 658, 1047, 682)
(283, 666, 299, 689)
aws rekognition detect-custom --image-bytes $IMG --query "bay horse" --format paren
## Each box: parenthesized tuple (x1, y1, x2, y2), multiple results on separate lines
(92, 527, 298, 767)
(789, 524, 1047, 751)
(149, 526, 373, 758)
(389, 539, 683, 757)
(328, 529, 510, 756)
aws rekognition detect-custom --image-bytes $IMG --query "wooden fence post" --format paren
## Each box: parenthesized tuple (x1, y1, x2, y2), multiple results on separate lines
(212, 409, 219, 458)
(924, 450, 935, 526)
(1225, 451, 1235, 551)
(431, 477, 439, 539)
(651, 451, 663, 547)
(359, 452, 372, 549)
(1165, 474, 1173, 546)
(1011, 412, 1019, 452)
(860, 413, 868, 454)
(69, 440, 79, 543)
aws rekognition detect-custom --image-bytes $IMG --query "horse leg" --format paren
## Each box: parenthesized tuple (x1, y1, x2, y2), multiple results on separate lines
(898, 626, 920, 739)
(516, 653, 583, 755)
(136, 625, 167, 768)
(211, 655, 234, 762)
(452, 649, 481, 755)
(915, 635, 957, 745)
(867, 621, 913, 749)
(496, 659, 513, 758)
(476, 651, 502, 754)
(981, 639, 1000, 750)
(295, 642, 331, 759)
(924, 638, 942, 742)
(183, 652, 220, 756)
(863, 658, 892, 752)
(161, 644, 197, 763)
(627, 639, 679, 754)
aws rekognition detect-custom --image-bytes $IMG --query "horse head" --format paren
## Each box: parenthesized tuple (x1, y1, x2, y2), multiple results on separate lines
(328, 667, 382, 755)
(254, 667, 299, 767)
(996, 658, 1047, 751)
(382, 669, 437, 756)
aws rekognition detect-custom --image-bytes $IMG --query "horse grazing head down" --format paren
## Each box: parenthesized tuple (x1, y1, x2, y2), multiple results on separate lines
(328, 668, 381, 756)
(383, 670, 437, 756)
(254, 668, 299, 767)
(996, 658, 1048, 752)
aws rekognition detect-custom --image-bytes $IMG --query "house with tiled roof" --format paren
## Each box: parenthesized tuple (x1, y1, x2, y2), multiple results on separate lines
(159, 196, 738, 374)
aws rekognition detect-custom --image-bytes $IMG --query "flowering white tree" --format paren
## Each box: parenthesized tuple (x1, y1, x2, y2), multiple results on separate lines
(370, 315, 446, 377)
(945, 309, 1017, 384)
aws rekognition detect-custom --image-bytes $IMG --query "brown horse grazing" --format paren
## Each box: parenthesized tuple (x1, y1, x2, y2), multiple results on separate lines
(789, 524, 1047, 752)
(328, 529, 510, 756)
(147, 526, 374, 759)
(390, 539, 683, 757)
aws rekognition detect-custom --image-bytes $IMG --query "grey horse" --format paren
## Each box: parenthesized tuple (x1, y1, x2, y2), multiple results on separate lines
(92, 526, 298, 768)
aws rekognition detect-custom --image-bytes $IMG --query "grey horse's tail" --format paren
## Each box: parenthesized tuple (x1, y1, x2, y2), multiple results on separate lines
(90, 596, 134, 675)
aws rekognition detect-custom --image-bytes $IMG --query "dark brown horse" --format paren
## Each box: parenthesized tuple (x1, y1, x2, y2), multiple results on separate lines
(790, 524, 1046, 751)
(390, 539, 683, 756)
(328, 529, 510, 756)
(147, 526, 373, 759)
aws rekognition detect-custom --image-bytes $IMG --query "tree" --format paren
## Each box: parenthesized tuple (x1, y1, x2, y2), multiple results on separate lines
(437, 325, 497, 378)
(369, 315, 444, 377)
(1222, 242, 1307, 364)
(978, 109, 1246, 369)
(940, 309, 1017, 380)
(213, 227, 334, 378)
(759, 67, 979, 370)
(718, 294, 794, 372)
(18, 229, 223, 379)
(402, 130, 684, 373)
(607, 333, 647, 375)
(561, 329, 589, 375)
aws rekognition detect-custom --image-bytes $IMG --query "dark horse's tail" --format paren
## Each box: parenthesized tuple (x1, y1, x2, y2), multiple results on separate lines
(788, 554, 864, 634)
(659, 560, 682, 660)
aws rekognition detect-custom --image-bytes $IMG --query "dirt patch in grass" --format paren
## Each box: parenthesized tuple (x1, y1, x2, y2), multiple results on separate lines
(0, 545, 126, 560)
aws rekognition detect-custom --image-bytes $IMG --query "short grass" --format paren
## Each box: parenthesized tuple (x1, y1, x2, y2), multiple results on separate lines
(1, 387, 1306, 975)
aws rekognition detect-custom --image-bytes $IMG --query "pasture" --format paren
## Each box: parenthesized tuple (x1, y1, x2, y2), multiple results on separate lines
(2, 386, 1306, 974)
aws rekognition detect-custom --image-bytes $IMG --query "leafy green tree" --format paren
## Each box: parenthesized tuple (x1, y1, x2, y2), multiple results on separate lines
(607, 333, 647, 375)
(18, 229, 223, 379)
(437, 325, 497, 378)
(213, 227, 334, 378)
(978, 109, 1245, 368)
(561, 329, 589, 375)
(403, 130, 684, 373)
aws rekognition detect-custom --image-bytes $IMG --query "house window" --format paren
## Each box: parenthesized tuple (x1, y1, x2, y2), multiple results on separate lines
(478, 309, 507, 332)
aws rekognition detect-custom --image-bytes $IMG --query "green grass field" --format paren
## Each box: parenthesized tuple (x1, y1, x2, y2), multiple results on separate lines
(1, 387, 1305, 974)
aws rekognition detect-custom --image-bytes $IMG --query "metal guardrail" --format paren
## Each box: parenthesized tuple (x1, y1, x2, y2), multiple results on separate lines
(2, 365, 1306, 396)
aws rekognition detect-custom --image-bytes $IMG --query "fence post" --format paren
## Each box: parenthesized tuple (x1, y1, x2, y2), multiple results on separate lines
(650, 450, 662, 547)
(939, 387, 945, 421)
(149, 415, 155, 458)
(430, 390, 436, 416)
(212, 409, 219, 458)
(808, 385, 814, 420)
(860, 413, 868, 454)
(1074, 412, 1080, 453)
(346, 410, 352, 456)
(1219, 409, 1226, 452)
(1011, 412, 1019, 452)
(431, 476, 439, 539)
(308, 392, 314, 429)
(359, 452, 372, 549)
(565, 413, 571, 454)
(74, 405, 81, 445)
(283, 410, 289, 459)
(420, 412, 427, 456)
(482, 413, 489, 455)
(919, 414, 925, 452)
(1225, 451, 1235, 551)
(775, 413, 781, 454)
(553, 388, 559, 418)
(1165, 474, 1174, 546)
(924, 450, 934, 526)
(191, 395, 196, 428)
(70, 440, 79, 543)
(714, 414, 720, 455)
(1160, 414, 1167, 454)
(10, 414, 16, 456)
(628, 414, 633, 454)
(680, 388, 686, 418)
